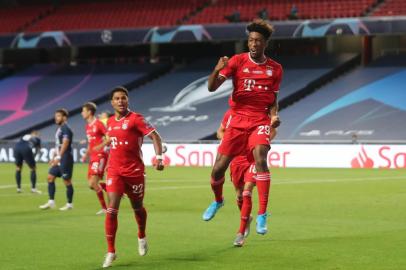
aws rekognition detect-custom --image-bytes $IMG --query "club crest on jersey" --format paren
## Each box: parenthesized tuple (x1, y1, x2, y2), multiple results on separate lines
(266, 66, 273, 76)
(122, 119, 130, 130)
(93, 126, 97, 133)
(243, 68, 250, 73)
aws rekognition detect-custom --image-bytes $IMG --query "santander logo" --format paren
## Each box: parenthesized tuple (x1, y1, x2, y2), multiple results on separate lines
(351, 146, 374, 168)
(151, 155, 171, 166)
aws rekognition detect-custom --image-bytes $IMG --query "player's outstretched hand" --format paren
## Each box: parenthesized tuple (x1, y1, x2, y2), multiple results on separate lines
(215, 56, 229, 72)
(154, 159, 164, 171)
(271, 115, 281, 128)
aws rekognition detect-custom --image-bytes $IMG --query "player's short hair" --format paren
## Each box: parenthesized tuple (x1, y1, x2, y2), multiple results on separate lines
(82, 102, 97, 115)
(110, 86, 129, 100)
(55, 108, 69, 117)
(246, 19, 274, 41)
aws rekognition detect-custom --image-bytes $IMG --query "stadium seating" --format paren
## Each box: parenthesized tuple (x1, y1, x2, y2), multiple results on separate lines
(0, 4, 51, 33)
(278, 54, 406, 142)
(0, 63, 168, 139)
(26, 0, 207, 32)
(188, 0, 376, 24)
(372, 0, 406, 16)
(36, 54, 354, 141)
(0, 0, 383, 34)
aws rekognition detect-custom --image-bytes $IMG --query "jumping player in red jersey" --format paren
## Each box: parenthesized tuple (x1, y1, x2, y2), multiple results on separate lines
(81, 102, 109, 215)
(203, 19, 282, 237)
(217, 109, 277, 246)
(100, 87, 164, 268)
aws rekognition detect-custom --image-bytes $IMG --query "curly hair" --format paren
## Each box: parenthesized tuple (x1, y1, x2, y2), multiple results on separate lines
(246, 19, 274, 41)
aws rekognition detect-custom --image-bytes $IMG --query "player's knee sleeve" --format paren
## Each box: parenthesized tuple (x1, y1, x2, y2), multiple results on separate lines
(106, 208, 118, 217)
(242, 190, 252, 197)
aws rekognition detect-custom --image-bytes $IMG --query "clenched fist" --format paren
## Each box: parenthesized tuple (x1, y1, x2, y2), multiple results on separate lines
(214, 56, 229, 72)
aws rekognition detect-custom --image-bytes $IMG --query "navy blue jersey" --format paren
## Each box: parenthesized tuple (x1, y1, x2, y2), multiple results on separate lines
(55, 124, 73, 155)
(18, 135, 41, 151)
(30, 137, 41, 149)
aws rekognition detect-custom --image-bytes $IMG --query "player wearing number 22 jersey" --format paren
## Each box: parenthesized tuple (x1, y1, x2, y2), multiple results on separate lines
(101, 87, 164, 268)
(203, 19, 283, 245)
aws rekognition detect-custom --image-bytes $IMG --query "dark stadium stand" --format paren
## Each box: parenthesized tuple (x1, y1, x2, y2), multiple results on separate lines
(0, 0, 386, 33)
(372, 0, 406, 16)
(188, 0, 377, 24)
(25, 0, 207, 32)
(0, 63, 169, 139)
(0, 4, 51, 33)
(278, 54, 406, 142)
(34, 54, 356, 141)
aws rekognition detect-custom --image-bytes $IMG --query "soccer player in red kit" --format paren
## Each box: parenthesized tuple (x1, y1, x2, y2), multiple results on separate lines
(81, 102, 108, 215)
(218, 109, 277, 246)
(203, 19, 282, 236)
(101, 87, 164, 268)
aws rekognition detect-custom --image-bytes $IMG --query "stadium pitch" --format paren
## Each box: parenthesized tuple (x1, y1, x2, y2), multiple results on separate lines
(1, 163, 405, 269)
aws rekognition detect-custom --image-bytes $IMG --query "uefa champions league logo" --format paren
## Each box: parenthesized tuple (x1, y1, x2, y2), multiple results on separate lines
(101, 30, 113, 44)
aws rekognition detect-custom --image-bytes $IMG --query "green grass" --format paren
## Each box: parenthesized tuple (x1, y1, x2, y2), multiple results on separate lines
(0, 163, 406, 270)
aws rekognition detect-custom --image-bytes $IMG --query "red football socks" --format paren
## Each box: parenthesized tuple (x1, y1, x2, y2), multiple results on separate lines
(210, 177, 225, 203)
(105, 208, 118, 253)
(96, 189, 107, 210)
(236, 197, 243, 211)
(238, 190, 252, 234)
(256, 172, 271, 215)
(99, 182, 107, 191)
(134, 207, 147, 239)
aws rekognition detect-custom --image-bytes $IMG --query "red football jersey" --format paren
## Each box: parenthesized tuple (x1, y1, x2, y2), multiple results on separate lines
(219, 53, 283, 118)
(85, 118, 107, 158)
(221, 109, 232, 128)
(106, 111, 155, 177)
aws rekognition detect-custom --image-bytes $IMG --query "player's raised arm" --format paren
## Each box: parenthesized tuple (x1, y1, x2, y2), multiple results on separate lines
(208, 56, 229, 92)
(148, 130, 164, 171)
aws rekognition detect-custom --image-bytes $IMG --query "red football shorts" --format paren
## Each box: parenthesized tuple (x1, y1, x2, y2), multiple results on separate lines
(230, 156, 256, 189)
(87, 154, 108, 179)
(106, 172, 145, 202)
(218, 114, 270, 158)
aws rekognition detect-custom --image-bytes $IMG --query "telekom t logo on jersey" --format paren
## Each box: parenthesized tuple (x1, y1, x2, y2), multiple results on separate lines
(110, 137, 118, 149)
(244, 79, 255, 91)
(243, 79, 270, 91)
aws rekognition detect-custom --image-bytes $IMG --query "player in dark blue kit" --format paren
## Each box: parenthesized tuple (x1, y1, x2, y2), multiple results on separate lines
(13, 130, 42, 194)
(39, 109, 75, 211)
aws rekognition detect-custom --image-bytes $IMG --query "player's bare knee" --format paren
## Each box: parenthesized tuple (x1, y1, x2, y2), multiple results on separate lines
(64, 180, 72, 186)
(244, 182, 255, 192)
(16, 166, 22, 171)
(89, 180, 98, 190)
(47, 175, 55, 182)
(255, 159, 268, 172)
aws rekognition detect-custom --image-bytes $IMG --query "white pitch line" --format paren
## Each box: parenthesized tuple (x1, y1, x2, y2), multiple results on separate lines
(0, 176, 404, 198)
(0, 176, 406, 190)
